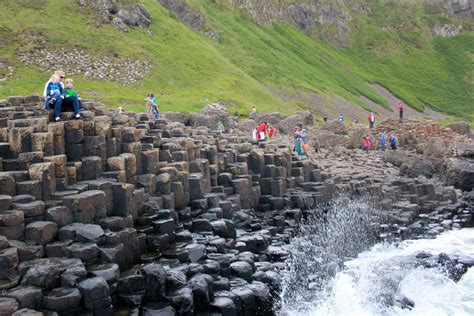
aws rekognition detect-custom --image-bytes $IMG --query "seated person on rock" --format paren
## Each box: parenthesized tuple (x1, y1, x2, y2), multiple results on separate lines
(44, 74, 81, 121)
(43, 70, 65, 109)
(47, 74, 63, 105)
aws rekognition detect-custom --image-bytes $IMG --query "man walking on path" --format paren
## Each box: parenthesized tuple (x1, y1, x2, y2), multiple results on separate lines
(396, 102, 406, 120)
(368, 112, 375, 129)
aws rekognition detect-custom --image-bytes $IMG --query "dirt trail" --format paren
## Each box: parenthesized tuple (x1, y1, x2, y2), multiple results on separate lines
(268, 84, 449, 124)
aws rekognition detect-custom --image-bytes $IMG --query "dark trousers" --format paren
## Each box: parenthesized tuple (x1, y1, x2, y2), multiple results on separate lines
(53, 96, 80, 118)
(399, 110, 403, 119)
(369, 121, 374, 128)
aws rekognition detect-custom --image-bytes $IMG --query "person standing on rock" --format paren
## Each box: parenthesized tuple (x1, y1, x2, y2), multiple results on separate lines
(363, 136, 371, 154)
(380, 131, 386, 151)
(389, 134, 397, 150)
(368, 112, 375, 129)
(267, 124, 276, 140)
(397, 102, 406, 120)
(257, 121, 267, 141)
(145, 93, 152, 114)
(294, 124, 309, 158)
(217, 121, 225, 133)
(338, 114, 344, 124)
(250, 106, 257, 119)
(150, 93, 159, 120)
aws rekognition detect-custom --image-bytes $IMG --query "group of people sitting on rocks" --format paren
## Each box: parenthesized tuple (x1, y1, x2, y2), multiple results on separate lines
(253, 121, 276, 142)
(43, 70, 82, 121)
(363, 132, 397, 154)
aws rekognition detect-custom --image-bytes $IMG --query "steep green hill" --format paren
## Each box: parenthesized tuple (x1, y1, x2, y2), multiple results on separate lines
(0, 0, 472, 121)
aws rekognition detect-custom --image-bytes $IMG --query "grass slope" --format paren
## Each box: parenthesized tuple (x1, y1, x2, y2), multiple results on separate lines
(0, 0, 472, 121)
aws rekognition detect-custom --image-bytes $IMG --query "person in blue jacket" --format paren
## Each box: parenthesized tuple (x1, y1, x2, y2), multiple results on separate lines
(389, 134, 397, 150)
(380, 132, 386, 151)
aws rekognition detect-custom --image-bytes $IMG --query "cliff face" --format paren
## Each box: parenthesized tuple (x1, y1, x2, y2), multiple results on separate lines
(223, 0, 472, 46)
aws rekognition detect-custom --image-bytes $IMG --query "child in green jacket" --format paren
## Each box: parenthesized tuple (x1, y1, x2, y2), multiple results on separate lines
(64, 78, 77, 98)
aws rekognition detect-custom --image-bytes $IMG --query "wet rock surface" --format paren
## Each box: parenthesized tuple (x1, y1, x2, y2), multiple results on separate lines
(0, 96, 472, 314)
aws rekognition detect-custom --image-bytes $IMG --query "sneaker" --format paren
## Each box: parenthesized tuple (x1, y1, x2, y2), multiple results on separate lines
(55, 117, 60, 122)
(75, 113, 81, 119)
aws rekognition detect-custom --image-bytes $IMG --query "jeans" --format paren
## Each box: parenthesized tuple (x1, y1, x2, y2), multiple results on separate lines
(54, 96, 80, 118)
(381, 143, 385, 151)
(399, 110, 403, 119)
(369, 121, 374, 128)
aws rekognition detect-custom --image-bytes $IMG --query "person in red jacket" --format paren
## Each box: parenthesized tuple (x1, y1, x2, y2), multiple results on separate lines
(396, 102, 406, 120)
(267, 124, 276, 140)
(368, 112, 375, 129)
(363, 136, 371, 154)
(257, 121, 267, 141)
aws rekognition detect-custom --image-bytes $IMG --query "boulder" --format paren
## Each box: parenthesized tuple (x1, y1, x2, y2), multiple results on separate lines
(276, 110, 313, 134)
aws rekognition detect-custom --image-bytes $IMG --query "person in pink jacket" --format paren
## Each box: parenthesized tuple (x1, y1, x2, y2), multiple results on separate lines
(396, 102, 406, 120)
(368, 112, 375, 129)
(363, 136, 371, 154)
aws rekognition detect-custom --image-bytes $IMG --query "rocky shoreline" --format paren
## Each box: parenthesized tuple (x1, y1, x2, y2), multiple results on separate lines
(0, 96, 472, 315)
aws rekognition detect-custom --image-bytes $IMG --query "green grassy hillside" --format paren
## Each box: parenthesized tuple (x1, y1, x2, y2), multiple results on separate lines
(0, 0, 472, 121)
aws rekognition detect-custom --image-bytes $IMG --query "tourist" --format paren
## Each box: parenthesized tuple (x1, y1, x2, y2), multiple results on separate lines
(252, 127, 258, 141)
(250, 106, 257, 119)
(46, 74, 63, 106)
(294, 124, 309, 158)
(150, 93, 159, 120)
(257, 121, 267, 141)
(368, 112, 375, 129)
(217, 121, 225, 133)
(363, 136, 371, 154)
(44, 73, 81, 121)
(396, 102, 406, 120)
(118, 106, 124, 114)
(145, 93, 152, 114)
(380, 131, 386, 151)
(63, 78, 81, 119)
(268, 124, 276, 140)
(389, 134, 397, 150)
(338, 114, 344, 123)
(43, 70, 65, 109)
